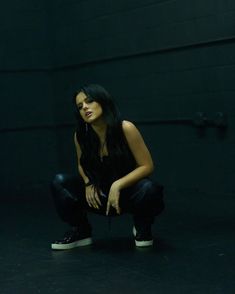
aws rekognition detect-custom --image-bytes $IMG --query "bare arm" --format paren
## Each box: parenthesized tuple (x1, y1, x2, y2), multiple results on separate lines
(106, 120, 154, 215)
(74, 132, 101, 208)
(114, 120, 154, 190)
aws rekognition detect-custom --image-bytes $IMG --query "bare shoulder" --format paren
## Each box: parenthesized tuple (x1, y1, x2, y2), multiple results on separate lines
(122, 120, 138, 132)
(121, 120, 152, 167)
(122, 120, 143, 141)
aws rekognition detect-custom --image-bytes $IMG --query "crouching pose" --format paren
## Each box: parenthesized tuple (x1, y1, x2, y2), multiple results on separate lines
(51, 84, 164, 249)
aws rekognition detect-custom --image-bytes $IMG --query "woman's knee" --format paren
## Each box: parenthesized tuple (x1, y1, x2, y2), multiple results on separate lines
(146, 180, 164, 214)
(50, 174, 72, 201)
(51, 173, 85, 204)
(51, 174, 77, 206)
(52, 173, 67, 187)
(51, 173, 74, 193)
(136, 179, 164, 204)
(136, 179, 157, 195)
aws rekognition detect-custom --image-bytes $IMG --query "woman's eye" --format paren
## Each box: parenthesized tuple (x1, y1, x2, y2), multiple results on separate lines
(77, 97, 94, 110)
(86, 97, 94, 103)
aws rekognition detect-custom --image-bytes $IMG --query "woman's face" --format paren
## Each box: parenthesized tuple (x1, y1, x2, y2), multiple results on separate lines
(75, 91, 103, 124)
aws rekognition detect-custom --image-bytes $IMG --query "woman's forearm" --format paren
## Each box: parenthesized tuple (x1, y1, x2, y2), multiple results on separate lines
(114, 165, 154, 190)
(78, 164, 90, 184)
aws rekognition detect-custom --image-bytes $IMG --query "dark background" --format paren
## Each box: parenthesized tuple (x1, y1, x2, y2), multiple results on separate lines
(1, 0, 234, 202)
(1, 1, 235, 293)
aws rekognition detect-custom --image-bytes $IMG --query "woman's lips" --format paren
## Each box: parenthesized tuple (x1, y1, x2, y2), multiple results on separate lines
(85, 111, 92, 117)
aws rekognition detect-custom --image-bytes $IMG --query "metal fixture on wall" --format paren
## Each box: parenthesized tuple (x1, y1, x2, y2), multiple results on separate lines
(135, 112, 228, 130)
(213, 112, 228, 128)
(193, 112, 228, 129)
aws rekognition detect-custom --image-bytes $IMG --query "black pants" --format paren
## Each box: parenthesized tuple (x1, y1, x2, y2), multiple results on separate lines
(51, 174, 164, 229)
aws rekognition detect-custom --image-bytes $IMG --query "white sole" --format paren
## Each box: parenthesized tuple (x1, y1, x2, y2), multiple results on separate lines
(51, 237, 92, 250)
(133, 227, 153, 247)
(135, 239, 153, 247)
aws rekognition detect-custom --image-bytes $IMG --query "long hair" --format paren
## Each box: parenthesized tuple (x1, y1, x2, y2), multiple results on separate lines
(73, 84, 136, 187)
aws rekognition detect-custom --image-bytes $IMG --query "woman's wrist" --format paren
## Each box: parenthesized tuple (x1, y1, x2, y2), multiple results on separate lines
(112, 180, 122, 190)
(84, 181, 92, 187)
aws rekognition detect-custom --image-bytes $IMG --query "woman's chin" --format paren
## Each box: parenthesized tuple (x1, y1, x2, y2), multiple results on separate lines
(86, 117, 95, 123)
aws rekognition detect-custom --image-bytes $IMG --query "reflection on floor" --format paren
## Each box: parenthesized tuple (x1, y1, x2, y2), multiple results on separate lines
(1, 190, 235, 294)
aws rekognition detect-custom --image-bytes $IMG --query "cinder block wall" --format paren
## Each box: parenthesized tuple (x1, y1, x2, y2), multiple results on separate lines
(0, 1, 58, 197)
(1, 0, 235, 199)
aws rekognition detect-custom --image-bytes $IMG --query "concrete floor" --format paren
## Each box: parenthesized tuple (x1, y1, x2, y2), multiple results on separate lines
(1, 190, 234, 294)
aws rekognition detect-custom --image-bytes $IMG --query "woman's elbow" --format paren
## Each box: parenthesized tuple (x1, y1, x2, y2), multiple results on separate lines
(145, 162, 154, 175)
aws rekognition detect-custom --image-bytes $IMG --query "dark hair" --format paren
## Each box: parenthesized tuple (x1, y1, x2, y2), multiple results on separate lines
(73, 84, 136, 188)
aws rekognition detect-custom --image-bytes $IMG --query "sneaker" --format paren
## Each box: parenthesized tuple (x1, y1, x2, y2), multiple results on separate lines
(51, 228, 92, 250)
(133, 226, 153, 247)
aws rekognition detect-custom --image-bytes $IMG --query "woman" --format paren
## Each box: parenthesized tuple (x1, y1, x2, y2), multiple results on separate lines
(51, 84, 164, 249)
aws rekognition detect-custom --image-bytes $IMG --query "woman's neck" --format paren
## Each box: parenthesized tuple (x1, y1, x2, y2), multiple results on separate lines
(91, 121, 107, 142)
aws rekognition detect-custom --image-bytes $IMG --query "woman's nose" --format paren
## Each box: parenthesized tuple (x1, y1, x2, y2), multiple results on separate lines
(82, 103, 88, 109)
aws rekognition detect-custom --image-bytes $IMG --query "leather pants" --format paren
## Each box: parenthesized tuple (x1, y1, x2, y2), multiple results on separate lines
(51, 174, 164, 228)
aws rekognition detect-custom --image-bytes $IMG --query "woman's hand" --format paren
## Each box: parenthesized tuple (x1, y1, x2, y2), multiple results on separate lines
(85, 185, 101, 209)
(106, 181, 121, 215)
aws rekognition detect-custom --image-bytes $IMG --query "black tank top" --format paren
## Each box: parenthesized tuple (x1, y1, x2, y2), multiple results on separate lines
(98, 155, 119, 194)
(79, 124, 136, 192)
